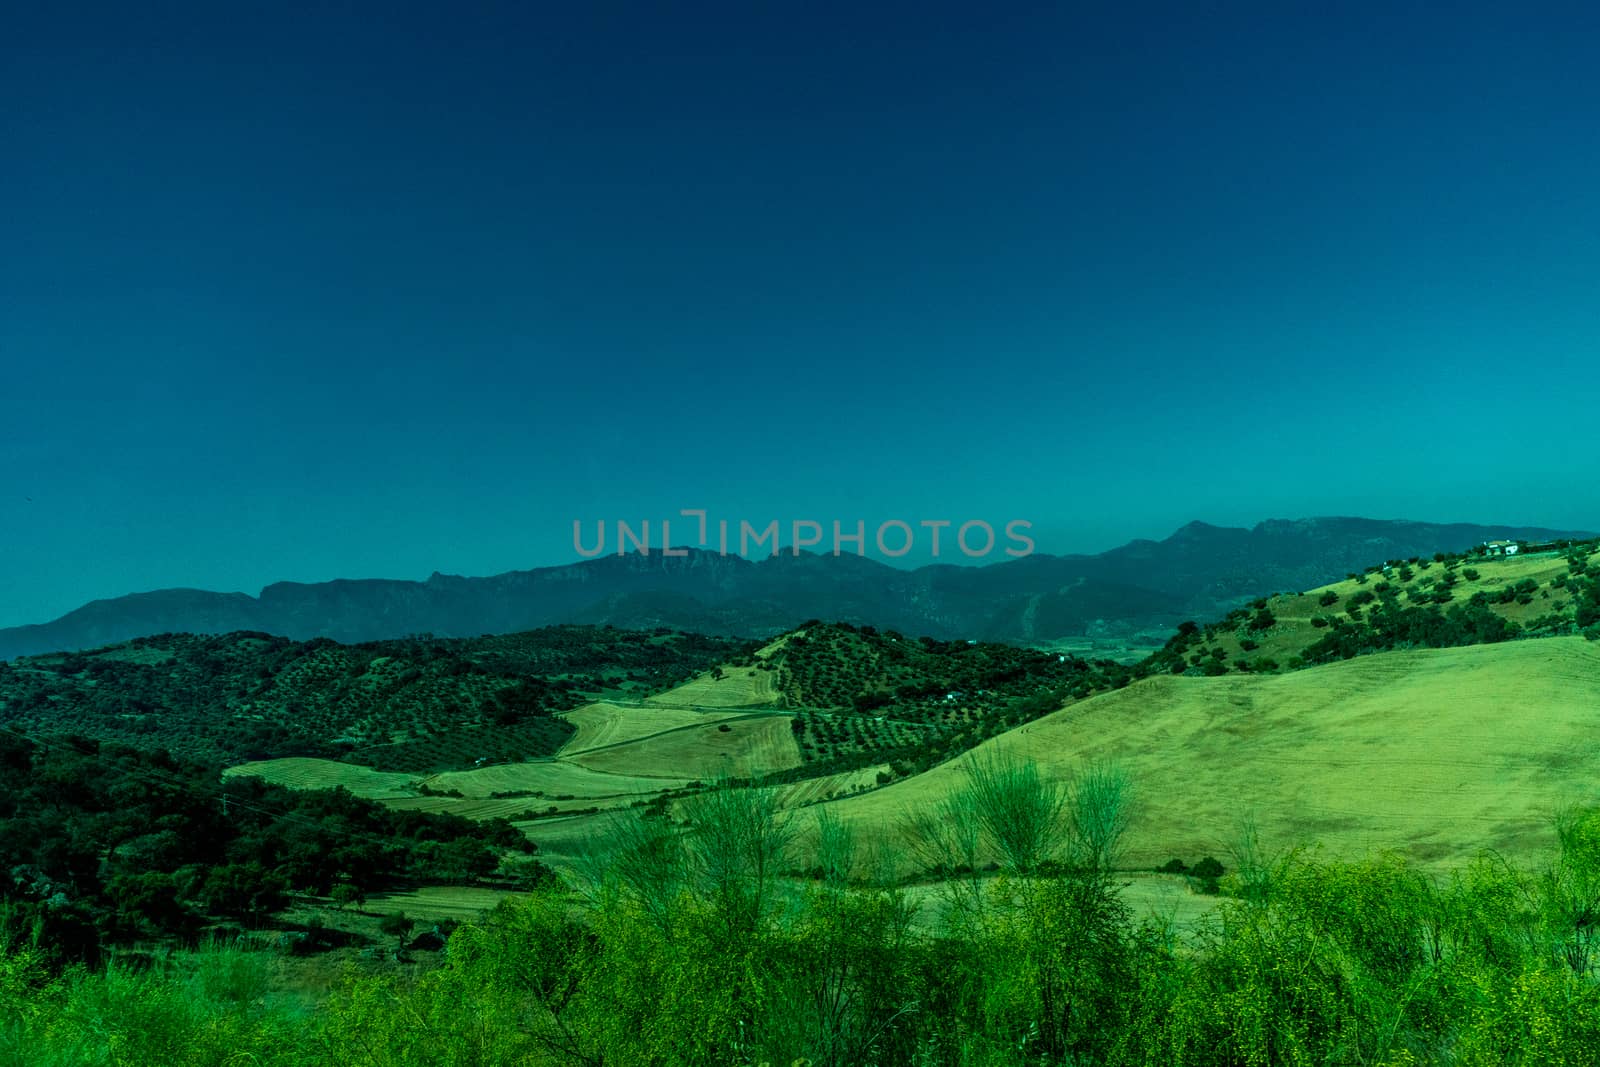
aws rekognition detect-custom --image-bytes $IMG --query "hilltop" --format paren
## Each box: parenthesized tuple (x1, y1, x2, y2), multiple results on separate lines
(2, 517, 1589, 660)
(1141, 537, 1600, 676)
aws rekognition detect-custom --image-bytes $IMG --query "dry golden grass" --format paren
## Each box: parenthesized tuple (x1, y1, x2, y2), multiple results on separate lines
(225, 752, 686, 831)
(822, 637, 1600, 873)
(382, 795, 543, 820)
(640, 633, 790, 708)
(647, 665, 780, 708)
(560, 701, 744, 753)
(382, 795, 636, 821)
(361, 886, 526, 920)
(426, 760, 685, 798)
(566, 713, 802, 779)
(223, 757, 420, 800)
(773, 764, 890, 808)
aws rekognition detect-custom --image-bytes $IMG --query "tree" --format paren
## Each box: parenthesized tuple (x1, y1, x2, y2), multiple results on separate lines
(685, 783, 796, 938)
(962, 747, 1067, 875)
(200, 863, 288, 924)
(331, 881, 365, 911)
(811, 807, 857, 887)
(1066, 760, 1135, 875)
(379, 911, 414, 950)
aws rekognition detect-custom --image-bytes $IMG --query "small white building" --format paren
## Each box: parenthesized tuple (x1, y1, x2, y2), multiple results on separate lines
(1484, 540, 1521, 557)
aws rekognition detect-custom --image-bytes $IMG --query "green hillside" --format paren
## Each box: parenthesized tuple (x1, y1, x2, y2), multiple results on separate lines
(824, 635, 1600, 872)
(0, 626, 754, 771)
(751, 622, 1132, 773)
(1140, 537, 1600, 677)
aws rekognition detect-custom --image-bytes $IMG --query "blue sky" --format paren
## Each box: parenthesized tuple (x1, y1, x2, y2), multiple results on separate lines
(3, 2, 1598, 627)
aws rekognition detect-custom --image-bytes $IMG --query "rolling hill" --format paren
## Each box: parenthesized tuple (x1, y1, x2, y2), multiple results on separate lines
(820, 635, 1600, 872)
(10, 533, 1600, 891)
(1143, 540, 1600, 676)
(0, 625, 753, 769)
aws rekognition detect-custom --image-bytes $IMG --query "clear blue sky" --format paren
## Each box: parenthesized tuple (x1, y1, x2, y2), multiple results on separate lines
(3, 2, 1598, 627)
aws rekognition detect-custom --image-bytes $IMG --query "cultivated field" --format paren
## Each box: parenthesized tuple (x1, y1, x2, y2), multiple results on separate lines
(360, 886, 529, 920)
(561, 701, 744, 752)
(428, 759, 683, 798)
(821, 636, 1600, 872)
(222, 758, 420, 800)
(772, 763, 891, 808)
(224, 753, 690, 827)
(646, 665, 780, 708)
(566, 711, 802, 779)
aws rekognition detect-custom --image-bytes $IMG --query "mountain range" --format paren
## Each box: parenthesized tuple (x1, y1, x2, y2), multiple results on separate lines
(0, 517, 1589, 661)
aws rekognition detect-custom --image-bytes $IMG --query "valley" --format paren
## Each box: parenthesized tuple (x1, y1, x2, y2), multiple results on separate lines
(7, 535, 1600, 1064)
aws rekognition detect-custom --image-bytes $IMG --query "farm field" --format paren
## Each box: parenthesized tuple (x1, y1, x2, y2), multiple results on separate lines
(221, 757, 421, 800)
(360, 885, 529, 921)
(645, 664, 780, 707)
(771, 763, 891, 808)
(226, 753, 688, 827)
(561, 700, 745, 752)
(428, 759, 684, 798)
(565, 711, 802, 779)
(821, 636, 1600, 873)
(225, 694, 803, 841)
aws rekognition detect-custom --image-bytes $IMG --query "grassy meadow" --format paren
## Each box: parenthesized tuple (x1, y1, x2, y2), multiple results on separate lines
(824, 636, 1600, 872)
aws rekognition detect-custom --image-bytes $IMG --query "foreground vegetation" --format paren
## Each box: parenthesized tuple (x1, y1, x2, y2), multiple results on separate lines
(10, 759, 1600, 1066)
(8, 543, 1600, 1065)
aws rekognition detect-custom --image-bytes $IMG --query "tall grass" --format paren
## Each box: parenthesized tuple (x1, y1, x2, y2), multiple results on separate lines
(10, 770, 1600, 1065)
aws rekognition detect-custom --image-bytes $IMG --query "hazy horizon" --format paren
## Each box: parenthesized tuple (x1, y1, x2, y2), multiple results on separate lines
(5, 2, 1599, 628)
(5, 510, 1595, 630)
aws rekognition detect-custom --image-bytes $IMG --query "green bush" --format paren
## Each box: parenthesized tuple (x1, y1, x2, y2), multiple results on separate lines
(13, 786, 1600, 1065)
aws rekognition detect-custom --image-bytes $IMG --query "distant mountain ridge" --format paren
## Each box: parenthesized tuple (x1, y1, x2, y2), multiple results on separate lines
(0, 517, 1590, 660)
